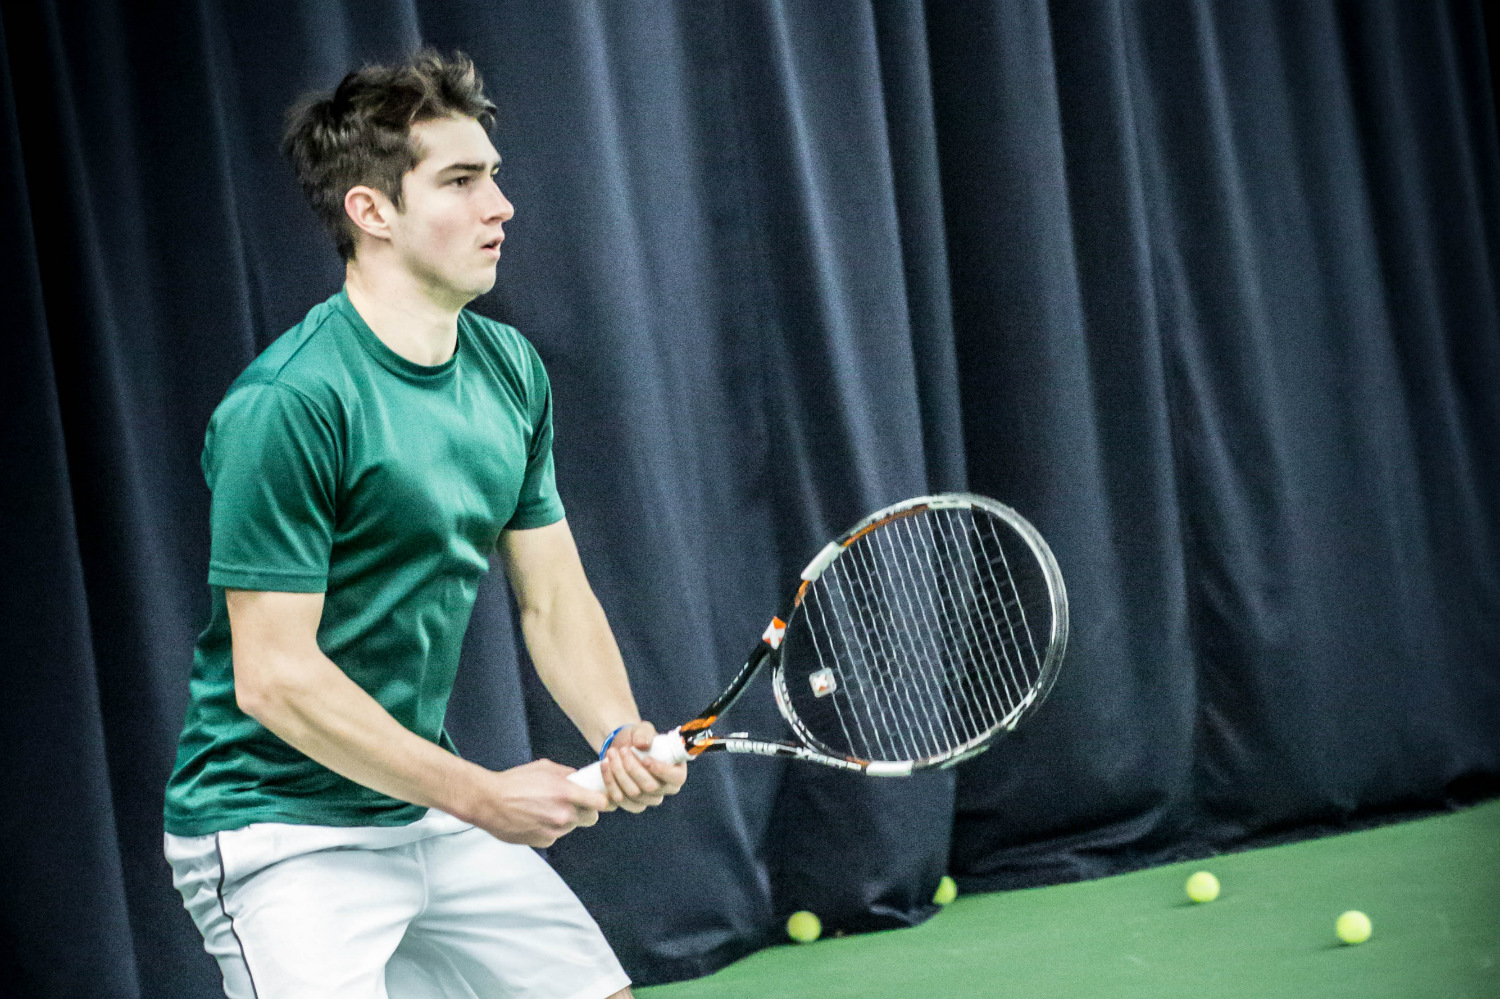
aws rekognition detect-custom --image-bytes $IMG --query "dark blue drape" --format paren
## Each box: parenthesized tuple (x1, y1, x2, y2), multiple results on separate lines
(1, 1, 1496, 995)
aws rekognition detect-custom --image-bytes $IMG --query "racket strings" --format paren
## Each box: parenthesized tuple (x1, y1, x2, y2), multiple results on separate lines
(795, 507, 1048, 763)
(882, 518, 991, 752)
(852, 533, 953, 759)
(911, 516, 1008, 732)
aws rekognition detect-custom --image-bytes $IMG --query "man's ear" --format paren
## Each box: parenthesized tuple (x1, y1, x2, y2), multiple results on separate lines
(344, 185, 396, 247)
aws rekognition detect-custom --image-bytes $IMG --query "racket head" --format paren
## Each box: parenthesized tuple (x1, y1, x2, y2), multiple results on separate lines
(770, 493, 1068, 771)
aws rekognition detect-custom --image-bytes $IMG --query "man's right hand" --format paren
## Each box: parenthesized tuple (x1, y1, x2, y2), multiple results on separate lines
(465, 759, 610, 847)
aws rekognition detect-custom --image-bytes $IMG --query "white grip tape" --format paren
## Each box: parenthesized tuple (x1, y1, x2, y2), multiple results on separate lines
(567, 730, 688, 792)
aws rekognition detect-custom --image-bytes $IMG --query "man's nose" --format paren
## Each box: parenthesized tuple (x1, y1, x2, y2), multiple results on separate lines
(487, 181, 514, 223)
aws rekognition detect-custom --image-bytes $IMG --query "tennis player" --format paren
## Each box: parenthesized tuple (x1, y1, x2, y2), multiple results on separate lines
(162, 50, 683, 999)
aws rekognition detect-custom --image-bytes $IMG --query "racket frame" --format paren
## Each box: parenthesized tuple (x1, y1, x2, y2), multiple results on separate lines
(673, 493, 1068, 775)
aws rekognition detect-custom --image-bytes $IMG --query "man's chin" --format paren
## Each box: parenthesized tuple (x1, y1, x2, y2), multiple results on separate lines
(440, 268, 496, 307)
(467, 266, 498, 299)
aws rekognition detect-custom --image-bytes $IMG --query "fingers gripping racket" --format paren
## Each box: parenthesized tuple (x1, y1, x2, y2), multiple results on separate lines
(570, 493, 1068, 791)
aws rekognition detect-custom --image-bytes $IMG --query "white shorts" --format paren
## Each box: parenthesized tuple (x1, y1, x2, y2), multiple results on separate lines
(165, 809, 630, 999)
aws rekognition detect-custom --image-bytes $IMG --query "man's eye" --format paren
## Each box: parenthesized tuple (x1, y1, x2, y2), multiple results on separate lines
(453, 176, 470, 187)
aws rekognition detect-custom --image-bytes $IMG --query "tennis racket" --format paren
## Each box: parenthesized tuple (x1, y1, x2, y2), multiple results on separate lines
(569, 493, 1068, 790)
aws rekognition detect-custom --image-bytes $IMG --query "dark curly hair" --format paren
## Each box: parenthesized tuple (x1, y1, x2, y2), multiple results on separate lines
(281, 50, 497, 260)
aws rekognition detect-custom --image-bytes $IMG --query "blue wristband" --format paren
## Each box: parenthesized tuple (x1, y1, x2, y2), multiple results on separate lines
(599, 725, 630, 761)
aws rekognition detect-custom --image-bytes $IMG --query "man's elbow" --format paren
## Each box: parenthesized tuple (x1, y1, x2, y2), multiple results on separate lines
(232, 654, 303, 726)
(233, 667, 274, 723)
(516, 599, 553, 635)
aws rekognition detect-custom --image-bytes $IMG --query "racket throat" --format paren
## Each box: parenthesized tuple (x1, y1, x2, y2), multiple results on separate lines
(683, 732, 717, 756)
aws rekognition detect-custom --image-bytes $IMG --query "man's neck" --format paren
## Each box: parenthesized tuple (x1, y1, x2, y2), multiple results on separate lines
(344, 257, 466, 367)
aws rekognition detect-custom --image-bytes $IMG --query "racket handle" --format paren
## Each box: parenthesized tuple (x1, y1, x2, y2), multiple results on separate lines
(567, 730, 689, 793)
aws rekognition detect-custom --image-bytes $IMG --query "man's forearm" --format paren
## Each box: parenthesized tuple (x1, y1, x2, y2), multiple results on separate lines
(499, 522, 687, 813)
(520, 587, 641, 751)
(237, 648, 490, 821)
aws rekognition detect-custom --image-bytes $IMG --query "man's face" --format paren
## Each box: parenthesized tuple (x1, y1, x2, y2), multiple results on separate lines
(386, 115, 513, 305)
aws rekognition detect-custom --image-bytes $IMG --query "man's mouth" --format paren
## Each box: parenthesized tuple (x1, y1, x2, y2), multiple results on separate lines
(481, 236, 503, 258)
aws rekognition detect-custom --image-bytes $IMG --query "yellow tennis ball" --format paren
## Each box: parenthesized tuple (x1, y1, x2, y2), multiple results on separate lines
(933, 875, 958, 906)
(1336, 910, 1372, 944)
(786, 910, 821, 943)
(1185, 871, 1220, 903)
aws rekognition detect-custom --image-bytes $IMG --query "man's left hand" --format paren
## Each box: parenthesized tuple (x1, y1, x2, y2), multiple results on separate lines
(599, 721, 688, 813)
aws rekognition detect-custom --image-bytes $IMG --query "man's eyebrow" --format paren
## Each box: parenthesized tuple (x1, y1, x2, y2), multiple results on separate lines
(436, 158, 501, 175)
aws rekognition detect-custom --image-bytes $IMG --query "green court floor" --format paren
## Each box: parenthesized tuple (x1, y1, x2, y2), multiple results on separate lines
(641, 799, 1500, 998)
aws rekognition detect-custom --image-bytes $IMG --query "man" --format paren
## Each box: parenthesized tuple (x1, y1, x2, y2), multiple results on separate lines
(163, 50, 682, 999)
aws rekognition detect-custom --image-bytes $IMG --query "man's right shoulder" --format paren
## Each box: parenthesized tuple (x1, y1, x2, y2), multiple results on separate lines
(221, 295, 352, 411)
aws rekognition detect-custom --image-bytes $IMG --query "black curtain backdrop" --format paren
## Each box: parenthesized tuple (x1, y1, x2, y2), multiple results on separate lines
(2, 1, 1497, 995)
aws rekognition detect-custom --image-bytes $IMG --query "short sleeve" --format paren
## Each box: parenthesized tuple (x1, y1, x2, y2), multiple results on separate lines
(204, 382, 339, 592)
(505, 344, 566, 531)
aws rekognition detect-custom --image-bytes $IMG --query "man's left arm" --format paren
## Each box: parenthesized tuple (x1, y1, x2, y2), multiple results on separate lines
(499, 519, 687, 813)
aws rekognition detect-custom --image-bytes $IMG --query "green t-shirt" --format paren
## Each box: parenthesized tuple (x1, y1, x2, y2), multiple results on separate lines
(163, 289, 565, 836)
